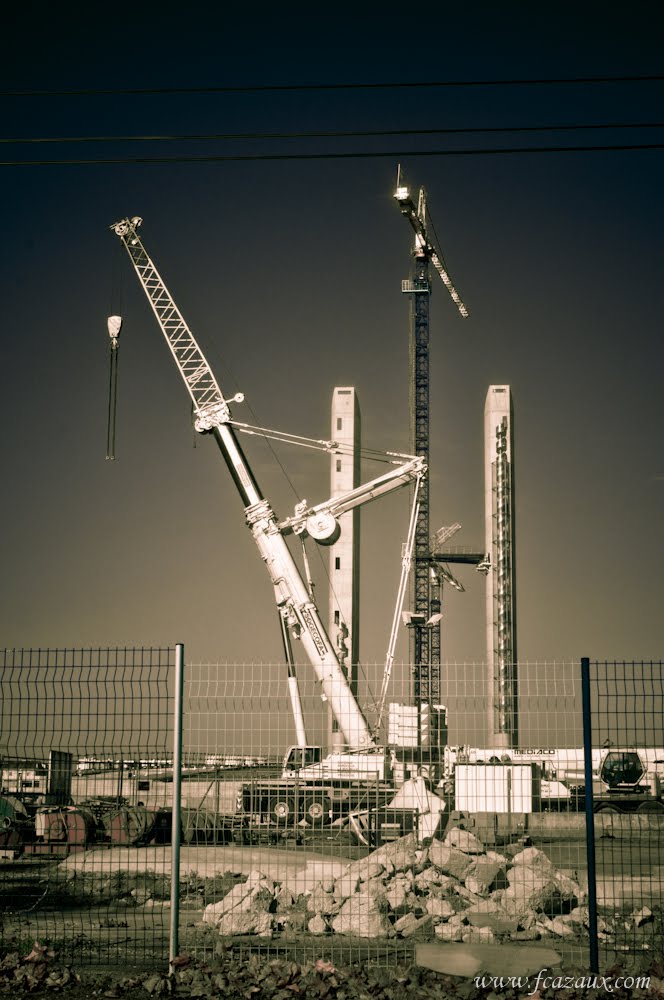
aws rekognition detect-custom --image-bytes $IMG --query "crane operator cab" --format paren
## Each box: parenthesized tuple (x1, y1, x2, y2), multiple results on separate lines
(600, 750, 644, 788)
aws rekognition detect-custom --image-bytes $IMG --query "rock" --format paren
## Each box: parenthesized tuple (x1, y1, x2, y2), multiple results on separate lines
(631, 906, 654, 927)
(306, 883, 341, 916)
(548, 917, 577, 937)
(413, 867, 451, 890)
(274, 885, 296, 910)
(444, 828, 486, 854)
(427, 840, 475, 880)
(334, 871, 360, 900)
(565, 906, 589, 925)
(331, 893, 394, 937)
(308, 913, 328, 935)
(394, 913, 433, 938)
(203, 884, 251, 926)
(462, 925, 495, 943)
(385, 881, 409, 913)
(502, 864, 581, 914)
(425, 897, 456, 919)
(464, 859, 507, 895)
(216, 909, 273, 937)
(465, 911, 519, 934)
(434, 922, 464, 941)
(510, 847, 554, 869)
(344, 857, 385, 882)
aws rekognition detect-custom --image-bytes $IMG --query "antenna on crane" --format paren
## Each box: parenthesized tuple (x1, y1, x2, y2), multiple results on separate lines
(106, 315, 122, 460)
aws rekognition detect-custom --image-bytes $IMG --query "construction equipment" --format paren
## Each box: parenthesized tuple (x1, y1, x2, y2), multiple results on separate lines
(110, 215, 426, 752)
(394, 167, 468, 705)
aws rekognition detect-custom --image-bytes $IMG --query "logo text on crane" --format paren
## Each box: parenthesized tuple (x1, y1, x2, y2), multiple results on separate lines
(300, 608, 328, 659)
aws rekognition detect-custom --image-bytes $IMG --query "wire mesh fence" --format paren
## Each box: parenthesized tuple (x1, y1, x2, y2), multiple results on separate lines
(583, 659, 664, 970)
(0, 651, 662, 975)
(0, 647, 175, 967)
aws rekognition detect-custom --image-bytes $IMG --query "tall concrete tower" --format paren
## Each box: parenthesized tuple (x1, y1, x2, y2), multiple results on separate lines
(328, 387, 361, 751)
(484, 385, 518, 748)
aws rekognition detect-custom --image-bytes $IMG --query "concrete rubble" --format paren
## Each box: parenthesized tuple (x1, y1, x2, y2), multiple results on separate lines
(200, 827, 610, 943)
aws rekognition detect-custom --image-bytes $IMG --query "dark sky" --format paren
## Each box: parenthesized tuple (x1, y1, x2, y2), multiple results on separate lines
(1, 3, 663, 749)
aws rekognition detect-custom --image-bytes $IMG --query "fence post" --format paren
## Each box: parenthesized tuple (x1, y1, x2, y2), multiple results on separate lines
(169, 643, 184, 967)
(581, 656, 599, 974)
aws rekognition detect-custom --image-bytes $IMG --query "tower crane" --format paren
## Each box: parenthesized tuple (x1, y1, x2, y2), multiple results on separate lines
(110, 215, 425, 751)
(393, 168, 468, 705)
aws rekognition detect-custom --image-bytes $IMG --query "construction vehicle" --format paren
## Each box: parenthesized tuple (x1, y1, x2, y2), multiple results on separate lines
(237, 702, 449, 828)
(110, 216, 451, 837)
(443, 746, 664, 813)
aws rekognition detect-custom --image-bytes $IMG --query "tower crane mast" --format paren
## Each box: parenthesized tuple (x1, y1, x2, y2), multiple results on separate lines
(394, 170, 468, 705)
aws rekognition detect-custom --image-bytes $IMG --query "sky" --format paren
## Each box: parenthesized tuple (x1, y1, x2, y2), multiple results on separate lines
(1, 2, 663, 750)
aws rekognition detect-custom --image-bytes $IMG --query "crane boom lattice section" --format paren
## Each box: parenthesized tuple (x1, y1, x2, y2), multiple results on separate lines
(111, 218, 229, 429)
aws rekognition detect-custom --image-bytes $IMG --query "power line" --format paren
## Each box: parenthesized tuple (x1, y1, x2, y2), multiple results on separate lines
(1, 142, 663, 166)
(2, 121, 663, 146)
(2, 74, 663, 99)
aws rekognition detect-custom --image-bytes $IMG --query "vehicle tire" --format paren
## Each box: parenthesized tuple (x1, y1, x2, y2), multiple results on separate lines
(303, 797, 328, 827)
(270, 797, 296, 825)
(636, 800, 664, 813)
(594, 804, 622, 814)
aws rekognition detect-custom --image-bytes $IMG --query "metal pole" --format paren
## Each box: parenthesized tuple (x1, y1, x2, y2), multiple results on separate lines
(169, 643, 184, 967)
(581, 656, 599, 974)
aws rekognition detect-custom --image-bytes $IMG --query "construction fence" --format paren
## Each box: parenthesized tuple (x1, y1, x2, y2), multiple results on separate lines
(0, 648, 662, 974)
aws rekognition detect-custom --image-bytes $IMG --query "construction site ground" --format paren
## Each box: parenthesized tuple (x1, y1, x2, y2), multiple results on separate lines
(1, 826, 662, 997)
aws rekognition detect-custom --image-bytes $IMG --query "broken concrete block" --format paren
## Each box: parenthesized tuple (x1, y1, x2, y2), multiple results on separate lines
(548, 917, 577, 937)
(216, 908, 273, 937)
(394, 912, 433, 938)
(444, 828, 486, 854)
(384, 881, 409, 913)
(330, 893, 394, 937)
(425, 897, 456, 919)
(461, 925, 495, 943)
(308, 913, 328, 935)
(464, 859, 507, 895)
(510, 847, 554, 869)
(344, 857, 385, 882)
(434, 922, 464, 941)
(202, 878, 269, 926)
(503, 864, 580, 914)
(306, 883, 341, 916)
(413, 867, 451, 890)
(334, 871, 360, 900)
(427, 840, 475, 880)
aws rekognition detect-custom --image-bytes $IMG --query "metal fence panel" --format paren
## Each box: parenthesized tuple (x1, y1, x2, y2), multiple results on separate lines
(177, 660, 592, 968)
(0, 647, 175, 968)
(2, 652, 661, 976)
(585, 660, 664, 970)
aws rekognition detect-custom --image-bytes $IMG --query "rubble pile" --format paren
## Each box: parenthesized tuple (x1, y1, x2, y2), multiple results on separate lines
(201, 828, 604, 944)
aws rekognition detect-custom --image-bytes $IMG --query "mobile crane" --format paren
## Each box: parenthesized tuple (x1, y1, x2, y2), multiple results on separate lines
(110, 217, 444, 829)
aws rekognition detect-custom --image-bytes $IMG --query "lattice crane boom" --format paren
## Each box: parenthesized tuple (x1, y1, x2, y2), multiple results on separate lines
(110, 216, 375, 748)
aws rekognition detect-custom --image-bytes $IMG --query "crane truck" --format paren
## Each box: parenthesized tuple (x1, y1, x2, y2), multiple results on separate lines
(110, 216, 449, 838)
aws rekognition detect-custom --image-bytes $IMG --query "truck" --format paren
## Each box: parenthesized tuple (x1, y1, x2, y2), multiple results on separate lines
(442, 745, 664, 814)
(237, 704, 448, 827)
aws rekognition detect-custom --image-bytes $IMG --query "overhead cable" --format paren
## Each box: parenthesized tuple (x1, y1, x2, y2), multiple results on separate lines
(2, 74, 663, 99)
(2, 142, 663, 166)
(2, 121, 662, 146)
